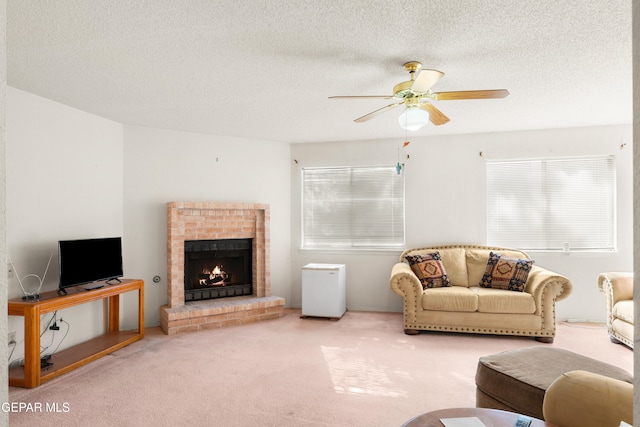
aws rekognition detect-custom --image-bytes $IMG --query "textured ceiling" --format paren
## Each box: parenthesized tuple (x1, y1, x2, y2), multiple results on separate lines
(6, 0, 632, 143)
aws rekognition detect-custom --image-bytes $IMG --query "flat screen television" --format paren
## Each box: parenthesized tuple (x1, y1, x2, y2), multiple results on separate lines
(58, 237, 123, 292)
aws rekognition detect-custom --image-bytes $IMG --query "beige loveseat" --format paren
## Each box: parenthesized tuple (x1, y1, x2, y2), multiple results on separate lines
(597, 272, 634, 348)
(389, 245, 573, 342)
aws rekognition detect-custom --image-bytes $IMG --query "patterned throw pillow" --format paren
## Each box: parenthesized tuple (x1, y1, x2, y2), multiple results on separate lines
(480, 251, 533, 292)
(405, 252, 450, 289)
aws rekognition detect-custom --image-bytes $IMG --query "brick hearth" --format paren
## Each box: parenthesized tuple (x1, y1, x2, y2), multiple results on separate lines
(160, 202, 285, 335)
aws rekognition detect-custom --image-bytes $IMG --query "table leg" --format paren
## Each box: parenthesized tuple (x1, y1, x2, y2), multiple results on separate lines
(108, 295, 120, 333)
(23, 306, 40, 388)
(138, 284, 144, 337)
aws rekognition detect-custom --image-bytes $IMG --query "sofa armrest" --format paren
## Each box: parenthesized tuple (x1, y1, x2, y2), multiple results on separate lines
(598, 272, 633, 305)
(389, 262, 424, 325)
(389, 262, 423, 298)
(542, 370, 633, 427)
(525, 265, 572, 308)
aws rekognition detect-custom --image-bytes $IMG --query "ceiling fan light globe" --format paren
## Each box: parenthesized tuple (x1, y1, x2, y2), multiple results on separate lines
(398, 108, 429, 131)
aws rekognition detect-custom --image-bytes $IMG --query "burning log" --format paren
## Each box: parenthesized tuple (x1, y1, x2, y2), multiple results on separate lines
(198, 265, 231, 287)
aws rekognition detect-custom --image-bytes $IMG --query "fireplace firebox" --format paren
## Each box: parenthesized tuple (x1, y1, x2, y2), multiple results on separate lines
(184, 238, 253, 302)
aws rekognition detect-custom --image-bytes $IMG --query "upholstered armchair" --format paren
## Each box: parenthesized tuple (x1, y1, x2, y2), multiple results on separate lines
(542, 370, 633, 427)
(597, 272, 634, 348)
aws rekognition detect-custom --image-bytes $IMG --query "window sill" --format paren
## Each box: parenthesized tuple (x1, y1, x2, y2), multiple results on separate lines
(525, 249, 618, 256)
(298, 247, 404, 256)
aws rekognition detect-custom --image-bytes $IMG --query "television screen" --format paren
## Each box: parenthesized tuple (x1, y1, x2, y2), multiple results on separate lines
(58, 237, 123, 289)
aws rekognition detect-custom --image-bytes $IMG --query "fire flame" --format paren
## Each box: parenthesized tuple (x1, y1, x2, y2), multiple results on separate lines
(199, 265, 227, 286)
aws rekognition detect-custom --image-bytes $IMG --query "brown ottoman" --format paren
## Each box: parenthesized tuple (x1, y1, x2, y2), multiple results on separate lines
(475, 347, 633, 420)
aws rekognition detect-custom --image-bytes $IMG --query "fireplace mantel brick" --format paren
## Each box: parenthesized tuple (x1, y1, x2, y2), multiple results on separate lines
(161, 202, 283, 335)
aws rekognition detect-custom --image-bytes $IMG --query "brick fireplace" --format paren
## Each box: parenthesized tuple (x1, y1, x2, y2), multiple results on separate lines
(160, 202, 285, 335)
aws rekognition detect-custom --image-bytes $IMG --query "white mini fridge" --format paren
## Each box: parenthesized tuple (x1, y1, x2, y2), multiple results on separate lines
(301, 263, 346, 319)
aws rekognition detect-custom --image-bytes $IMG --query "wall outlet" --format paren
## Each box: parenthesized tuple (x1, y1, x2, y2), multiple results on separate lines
(8, 332, 16, 345)
(7, 263, 14, 279)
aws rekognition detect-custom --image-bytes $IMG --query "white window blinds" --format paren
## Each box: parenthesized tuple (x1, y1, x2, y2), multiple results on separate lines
(302, 166, 405, 249)
(486, 156, 615, 251)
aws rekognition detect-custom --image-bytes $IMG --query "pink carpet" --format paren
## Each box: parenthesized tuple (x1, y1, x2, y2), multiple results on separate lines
(8, 309, 633, 426)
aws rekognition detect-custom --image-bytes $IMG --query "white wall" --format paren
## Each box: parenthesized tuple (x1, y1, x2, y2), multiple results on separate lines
(0, 1, 8, 420)
(122, 126, 291, 327)
(632, 2, 639, 420)
(290, 125, 633, 321)
(6, 87, 124, 361)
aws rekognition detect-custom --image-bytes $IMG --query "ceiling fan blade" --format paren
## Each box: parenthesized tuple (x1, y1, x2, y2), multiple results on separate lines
(411, 69, 444, 93)
(329, 95, 392, 99)
(354, 102, 403, 122)
(430, 89, 510, 101)
(419, 103, 450, 126)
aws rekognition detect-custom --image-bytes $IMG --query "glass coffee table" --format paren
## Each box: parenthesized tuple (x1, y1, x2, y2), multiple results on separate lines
(402, 407, 557, 427)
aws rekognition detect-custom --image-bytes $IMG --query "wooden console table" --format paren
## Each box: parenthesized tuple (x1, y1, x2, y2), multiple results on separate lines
(8, 279, 144, 388)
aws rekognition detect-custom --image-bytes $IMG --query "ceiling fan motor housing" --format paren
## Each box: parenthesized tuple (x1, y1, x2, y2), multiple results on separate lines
(394, 61, 425, 98)
(393, 81, 422, 98)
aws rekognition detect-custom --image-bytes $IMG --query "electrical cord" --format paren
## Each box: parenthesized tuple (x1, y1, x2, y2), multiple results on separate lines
(40, 311, 71, 357)
(7, 312, 69, 367)
(41, 312, 57, 337)
(40, 315, 57, 355)
(46, 318, 70, 356)
(7, 310, 56, 366)
(9, 359, 24, 370)
(8, 341, 17, 362)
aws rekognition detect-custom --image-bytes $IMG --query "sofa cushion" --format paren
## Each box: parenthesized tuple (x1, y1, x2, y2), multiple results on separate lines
(436, 248, 469, 286)
(479, 252, 533, 292)
(613, 300, 634, 324)
(466, 249, 530, 287)
(405, 253, 450, 289)
(470, 287, 536, 314)
(422, 287, 477, 312)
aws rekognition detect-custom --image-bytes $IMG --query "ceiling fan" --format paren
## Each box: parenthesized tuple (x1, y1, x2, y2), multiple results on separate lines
(329, 61, 509, 131)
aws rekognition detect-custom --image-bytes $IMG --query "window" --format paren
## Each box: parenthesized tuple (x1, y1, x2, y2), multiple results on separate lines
(302, 166, 404, 249)
(486, 156, 615, 251)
